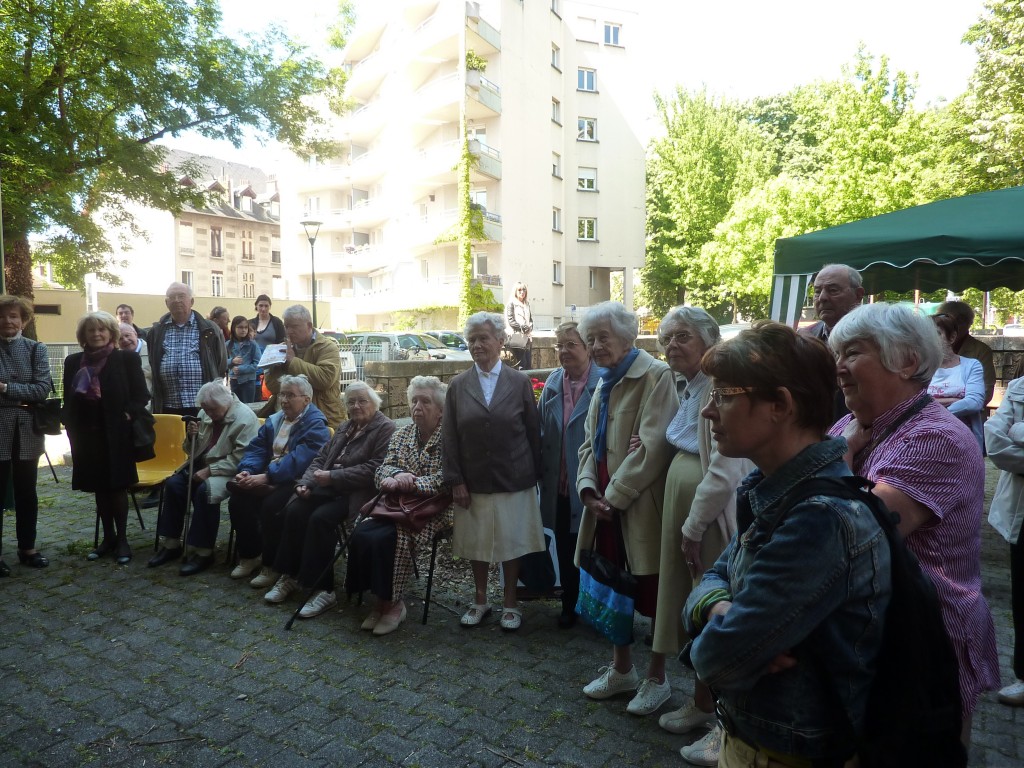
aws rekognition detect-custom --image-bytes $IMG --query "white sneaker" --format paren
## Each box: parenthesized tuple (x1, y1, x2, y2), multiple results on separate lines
(659, 701, 714, 733)
(998, 679, 1024, 706)
(299, 590, 337, 619)
(230, 556, 262, 579)
(249, 567, 278, 589)
(264, 575, 298, 603)
(679, 724, 722, 766)
(583, 664, 638, 699)
(626, 676, 671, 715)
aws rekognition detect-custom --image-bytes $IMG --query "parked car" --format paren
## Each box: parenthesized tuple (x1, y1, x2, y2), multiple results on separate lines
(425, 330, 468, 350)
(345, 332, 473, 364)
(1004, 323, 1024, 337)
(321, 330, 350, 345)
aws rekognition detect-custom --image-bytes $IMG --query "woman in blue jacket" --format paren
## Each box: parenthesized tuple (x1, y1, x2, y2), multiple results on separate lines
(227, 316, 263, 403)
(226, 374, 330, 580)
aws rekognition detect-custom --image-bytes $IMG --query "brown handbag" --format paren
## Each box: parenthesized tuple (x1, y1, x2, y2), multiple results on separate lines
(359, 489, 452, 533)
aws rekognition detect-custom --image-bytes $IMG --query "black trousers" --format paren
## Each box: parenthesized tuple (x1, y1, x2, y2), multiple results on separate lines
(228, 484, 296, 560)
(269, 491, 350, 591)
(0, 458, 40, 553)
(554, 493, 580, 613)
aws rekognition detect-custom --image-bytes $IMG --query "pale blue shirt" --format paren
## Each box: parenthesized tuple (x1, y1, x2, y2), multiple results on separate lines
(666, 370, 710, 453)
(475, 359, 503, 406)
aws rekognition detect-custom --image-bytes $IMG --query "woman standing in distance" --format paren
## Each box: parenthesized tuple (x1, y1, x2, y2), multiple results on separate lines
(63, 311, 150, 565)
(504, 282, 534, 370)
(442, 312, 544, 631)
(0, 295, 53, 575)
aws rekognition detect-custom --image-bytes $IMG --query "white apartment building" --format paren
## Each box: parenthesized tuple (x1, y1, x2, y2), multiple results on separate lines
(283, 0, 646, 331)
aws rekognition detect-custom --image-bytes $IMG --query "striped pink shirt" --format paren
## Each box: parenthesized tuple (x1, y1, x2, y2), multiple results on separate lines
(831, 393, 999, 716)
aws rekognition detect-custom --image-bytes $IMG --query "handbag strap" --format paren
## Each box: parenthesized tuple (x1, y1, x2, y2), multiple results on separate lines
(590, 511, 633, 574)
(30, 342, 56, 395)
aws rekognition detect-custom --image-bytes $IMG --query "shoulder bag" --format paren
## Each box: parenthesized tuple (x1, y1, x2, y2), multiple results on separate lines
(29, 343, 61, 436)
(575, 521, 637, 646)
(359, 489, 452, 533)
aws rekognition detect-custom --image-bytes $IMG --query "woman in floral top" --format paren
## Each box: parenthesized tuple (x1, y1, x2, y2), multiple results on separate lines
(346, 376, 451, 635)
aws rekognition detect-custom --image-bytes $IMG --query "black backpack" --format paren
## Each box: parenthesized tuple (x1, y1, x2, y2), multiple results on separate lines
(777, 476, 966, 768)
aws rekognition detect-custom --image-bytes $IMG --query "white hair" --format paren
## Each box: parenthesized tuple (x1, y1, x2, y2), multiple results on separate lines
(195, 382, 233, 409)
(278, 374, 313, 398)
(657, 306, 720, 353)
(828, 303, 941, 384)
(407, 375, 447, 409)
(345, 380, 382, 408)
(465, 311, 507, 342)
(578, 301, 638, 346)
(282, 304, 312, 324)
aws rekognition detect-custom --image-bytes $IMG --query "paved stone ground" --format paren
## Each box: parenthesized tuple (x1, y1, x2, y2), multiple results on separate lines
(0, 462, 1020, 768)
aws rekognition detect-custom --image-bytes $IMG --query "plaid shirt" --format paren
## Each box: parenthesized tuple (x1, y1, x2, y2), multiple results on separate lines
(158, 313, 203, 409)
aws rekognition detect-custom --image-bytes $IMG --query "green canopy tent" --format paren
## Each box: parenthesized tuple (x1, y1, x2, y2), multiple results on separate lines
(770, 186, 1024, 325)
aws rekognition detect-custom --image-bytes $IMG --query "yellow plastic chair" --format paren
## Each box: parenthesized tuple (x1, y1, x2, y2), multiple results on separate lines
(127, 414, 188, 550)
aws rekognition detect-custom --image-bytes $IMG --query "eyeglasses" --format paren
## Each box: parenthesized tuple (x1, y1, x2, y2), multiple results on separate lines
(659, 331, 695, 347)
(554, 341, 582, 351)
(347, 398, 371, 408)
(708, 387, 755, 407)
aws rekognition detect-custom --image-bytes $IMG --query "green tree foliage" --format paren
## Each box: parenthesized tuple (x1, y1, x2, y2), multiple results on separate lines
(640, 89, 773, 319)
(0, 0, 351, 296)
(961, 0, 1024, 190)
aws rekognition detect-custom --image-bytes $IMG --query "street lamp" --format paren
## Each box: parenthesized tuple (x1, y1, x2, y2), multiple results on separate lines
(300, 219, 322, 328)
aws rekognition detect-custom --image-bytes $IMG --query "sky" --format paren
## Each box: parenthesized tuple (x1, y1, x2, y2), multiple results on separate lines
(169, 0, 990, 162)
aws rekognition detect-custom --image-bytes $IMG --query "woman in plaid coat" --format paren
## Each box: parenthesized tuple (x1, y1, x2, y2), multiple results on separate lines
(0, 296, 54, 575)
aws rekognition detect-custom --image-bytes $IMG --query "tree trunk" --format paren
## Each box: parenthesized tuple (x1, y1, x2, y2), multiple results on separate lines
(5, 233, 34, 299)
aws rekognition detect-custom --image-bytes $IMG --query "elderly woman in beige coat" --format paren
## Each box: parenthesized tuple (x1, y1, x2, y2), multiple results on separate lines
(651, 307, 753, 764)
(575, 302, 678, 717)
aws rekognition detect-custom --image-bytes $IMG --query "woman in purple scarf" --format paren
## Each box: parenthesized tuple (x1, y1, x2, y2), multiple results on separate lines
(63, 312, 150, 564)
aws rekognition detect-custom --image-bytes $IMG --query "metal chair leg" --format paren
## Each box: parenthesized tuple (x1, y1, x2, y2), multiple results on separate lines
(285, 520, 354, 631)
(422, 531, 444, 625)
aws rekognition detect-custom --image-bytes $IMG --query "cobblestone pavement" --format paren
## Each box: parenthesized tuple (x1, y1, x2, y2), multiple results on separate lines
(0, 463, 1020, 767)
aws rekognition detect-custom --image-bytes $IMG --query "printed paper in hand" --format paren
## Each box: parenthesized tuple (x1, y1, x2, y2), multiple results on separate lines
(257, 343, 288, 367)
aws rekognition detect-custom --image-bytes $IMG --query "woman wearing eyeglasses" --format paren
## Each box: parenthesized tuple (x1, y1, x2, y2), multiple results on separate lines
(538, 321, 601, 627)
(575, 302, 678, 717)
(684, 321, 891, 767)
(652, 307, 752, 765)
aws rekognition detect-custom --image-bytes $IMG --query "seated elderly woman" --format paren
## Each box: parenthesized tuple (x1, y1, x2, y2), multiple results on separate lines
(226, 374, 331, 580)
(442, 311, 544, 631)
(684, 321, 892, 767)
(346, 376, 451, 636)
(575, 302, 677, 716)
(148, 382, 260, 576)
(829, 303, 999, 744)
(254, 381, 395, 620)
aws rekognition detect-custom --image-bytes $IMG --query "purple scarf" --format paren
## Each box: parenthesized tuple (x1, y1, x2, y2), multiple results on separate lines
(72, 343, 115, 400)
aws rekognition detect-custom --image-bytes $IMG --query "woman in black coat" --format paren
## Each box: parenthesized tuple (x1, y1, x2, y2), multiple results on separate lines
(63, 311, 150, 564)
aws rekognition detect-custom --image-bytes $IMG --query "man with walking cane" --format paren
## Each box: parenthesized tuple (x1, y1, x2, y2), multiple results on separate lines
(148, 383, 258, 574)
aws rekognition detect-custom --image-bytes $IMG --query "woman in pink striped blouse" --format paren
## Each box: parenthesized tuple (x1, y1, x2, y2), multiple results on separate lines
(827, 303, 999, 746)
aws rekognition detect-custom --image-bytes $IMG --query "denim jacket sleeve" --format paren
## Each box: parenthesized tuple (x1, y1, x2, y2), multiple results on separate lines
(687, 499, 861, 692)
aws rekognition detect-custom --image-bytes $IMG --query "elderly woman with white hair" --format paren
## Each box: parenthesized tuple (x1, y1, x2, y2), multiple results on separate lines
(257, 381, 395, 620)
(442, 311, 543, 631)
(148, 382, 260, 576)
(347, 376, 452, 635)
(575, 301, 678, 716)
(226, 374, 331, 580)
(829, 302, 999, 743)
(261, 304, 344, 427)
(650, 307, 753, 761)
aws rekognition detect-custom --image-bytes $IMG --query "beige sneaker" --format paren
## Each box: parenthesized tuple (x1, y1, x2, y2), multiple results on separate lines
(249, 567, 278, 589)
(230, 556, 262, 580)
(679, 725, 722, 766)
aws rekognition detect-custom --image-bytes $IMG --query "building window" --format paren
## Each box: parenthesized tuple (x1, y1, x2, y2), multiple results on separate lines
(421, 260, 429, 279)
(211, 271, 224, 297)
(552, 207, 562, 232)
(475, 252, 488, 275)
(590, 269, 597, 289)
(241, 230, 254, 261)
(242, 270, 255, 299)
(578, 166, 598, 191)
(552, 261, 563, 284)
(305, 195, 320, 215)
(180, 270, 194, 289)
(178, 221, 194, 256)
(578, 217, 597, 241)
(552, 152, 561, 178)
(210, 227, 223, 258)
(551, 44, 560, 70)
(308, 278, 323, 298)
(552, 98, 561, 124)
(577, 117, 597, 141)
(271, 250, 281, 265)
(604, 22, 621, 45)
(577, 67, 596, 92)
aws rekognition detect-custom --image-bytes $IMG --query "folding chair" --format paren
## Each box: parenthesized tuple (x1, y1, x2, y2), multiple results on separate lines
(417, 525, 454, 624)
(125, 414, 187, 550)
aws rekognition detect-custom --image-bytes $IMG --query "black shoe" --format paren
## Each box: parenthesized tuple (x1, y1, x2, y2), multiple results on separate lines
(115, 541, 132, 566)
(18, 550, 49, 568)
(140, 491, 161, 509)
(88, 540, 115, 561)
(179, 553, 215, 576)
(0, 559, 9, 577)
(558, 609, 577, 629)
(147, 546, 183, 568)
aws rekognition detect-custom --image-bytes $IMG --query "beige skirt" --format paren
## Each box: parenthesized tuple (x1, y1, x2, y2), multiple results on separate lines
(653, 451, 729, 656)
(453, 488, 545, 563)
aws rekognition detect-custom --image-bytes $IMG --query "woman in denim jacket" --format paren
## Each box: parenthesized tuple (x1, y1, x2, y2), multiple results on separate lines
(226, 316, 263, 404)
(683, 322, 891, 767)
